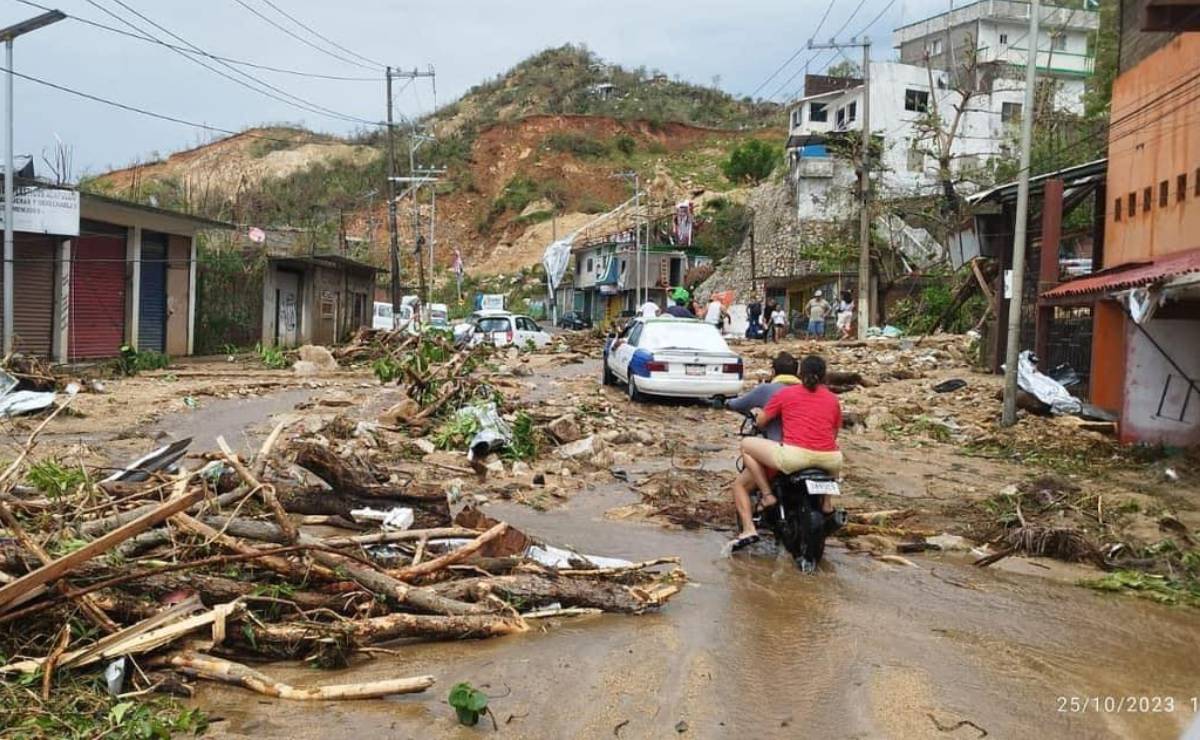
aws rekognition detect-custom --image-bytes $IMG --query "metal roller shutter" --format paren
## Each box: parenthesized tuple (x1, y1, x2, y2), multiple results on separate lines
(0, 236, 56, 357)
(70, 225, 127, 360)
(138, 235, 167, 353)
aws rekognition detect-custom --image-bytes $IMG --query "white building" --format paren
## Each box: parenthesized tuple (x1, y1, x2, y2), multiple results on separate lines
(787, 0, 1098, 220)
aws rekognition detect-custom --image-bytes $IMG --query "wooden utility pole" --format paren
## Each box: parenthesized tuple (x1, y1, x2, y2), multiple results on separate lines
(809, 38, 872, 337)
(386, 67, 401, 315)
(1001, 0, 1040, 426)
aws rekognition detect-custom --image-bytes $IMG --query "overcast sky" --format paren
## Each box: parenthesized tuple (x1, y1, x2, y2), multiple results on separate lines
(0, 0, 950, 174)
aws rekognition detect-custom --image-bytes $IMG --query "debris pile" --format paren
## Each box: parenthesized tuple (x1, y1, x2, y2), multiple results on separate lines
(0, 364, 684, 718)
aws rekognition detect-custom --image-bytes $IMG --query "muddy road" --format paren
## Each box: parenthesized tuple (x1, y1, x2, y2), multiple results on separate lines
(193, 357, 1200, 739)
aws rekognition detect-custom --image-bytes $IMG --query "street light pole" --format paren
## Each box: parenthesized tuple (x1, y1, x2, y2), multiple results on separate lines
(0, 10, 64, 355)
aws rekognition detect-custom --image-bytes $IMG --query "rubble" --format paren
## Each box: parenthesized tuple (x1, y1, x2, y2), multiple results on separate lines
(0, 337, 685, 718)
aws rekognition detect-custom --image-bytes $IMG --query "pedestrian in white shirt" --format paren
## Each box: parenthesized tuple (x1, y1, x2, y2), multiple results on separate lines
(705, 297, 724, 326)
(640, 300, 660, 319)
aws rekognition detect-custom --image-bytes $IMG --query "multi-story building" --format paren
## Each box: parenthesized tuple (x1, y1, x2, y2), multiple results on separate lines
(787, 1, 1099, 219)
(1041, 2, 1200, 447)
(570, 236, 696, 324)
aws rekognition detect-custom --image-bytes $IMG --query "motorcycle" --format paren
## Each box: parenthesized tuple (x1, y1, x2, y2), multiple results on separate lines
(734, 411, 847, 572)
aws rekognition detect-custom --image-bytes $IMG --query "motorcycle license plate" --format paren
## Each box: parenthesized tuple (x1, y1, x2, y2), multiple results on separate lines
(807, 481, 841, 495)
(686, 365, 704, 376)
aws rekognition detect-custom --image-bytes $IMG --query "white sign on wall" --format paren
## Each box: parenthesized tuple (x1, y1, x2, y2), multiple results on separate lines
(0, 188, 80, 236)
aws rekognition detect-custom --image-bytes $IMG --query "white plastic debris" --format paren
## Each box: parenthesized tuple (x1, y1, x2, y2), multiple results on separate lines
(350, 506, 414, 531)
(1014, 350, 1083, 415)
(525, 544, 632, 570)
(0, 390, 57, 418)
(104, 657, 127, 697)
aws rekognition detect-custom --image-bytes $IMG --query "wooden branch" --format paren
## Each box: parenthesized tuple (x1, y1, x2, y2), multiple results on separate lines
(218, 436, 297, 544)
(253, 420, 289, 480)
(156, 650, 434, 700)
(0, 487, 205, 611)
(171, 513, 334, 582)
(391, 523, 508, 582)
(244, 612, 527, 653)
(433, 573, 674, 614)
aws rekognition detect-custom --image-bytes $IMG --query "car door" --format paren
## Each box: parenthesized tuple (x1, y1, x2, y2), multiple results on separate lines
(523, 317, 551, 347)
(613, 322, 643, 381)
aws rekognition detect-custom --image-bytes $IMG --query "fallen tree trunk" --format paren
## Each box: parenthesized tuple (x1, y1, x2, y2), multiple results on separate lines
(392, 522, 508, 582)
(291, 443, 446, 505)
(154, 650, 434, 700)
(131, 572, 377, 616)
(432, 574, 668, 614)
(240, 612, 527, 656)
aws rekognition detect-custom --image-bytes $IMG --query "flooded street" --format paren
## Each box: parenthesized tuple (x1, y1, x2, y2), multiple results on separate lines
(194, 359, 1200, 740)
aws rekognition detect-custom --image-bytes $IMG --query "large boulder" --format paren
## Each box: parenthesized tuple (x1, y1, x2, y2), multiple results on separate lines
(547, 414, 582, 444)
(297, 345, 338, 372)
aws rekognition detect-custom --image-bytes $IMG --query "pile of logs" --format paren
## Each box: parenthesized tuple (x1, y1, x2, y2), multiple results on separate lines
(0, 407, 683, 705)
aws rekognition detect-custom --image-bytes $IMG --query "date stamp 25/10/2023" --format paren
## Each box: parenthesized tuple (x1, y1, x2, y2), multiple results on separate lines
(1057, 696, 1199, 714)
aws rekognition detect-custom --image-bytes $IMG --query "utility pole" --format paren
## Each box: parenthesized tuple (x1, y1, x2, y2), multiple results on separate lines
(385, 66, 401, 316)
(0, 11, 63, 355)
(384, 65, 435, 315)
(612, 171, 641, 305)
(1001, 0, 1040, 426)
(809, 37, 872, 338)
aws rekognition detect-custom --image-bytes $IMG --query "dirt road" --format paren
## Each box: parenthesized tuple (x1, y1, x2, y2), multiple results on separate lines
(189, 354, 1200, 739)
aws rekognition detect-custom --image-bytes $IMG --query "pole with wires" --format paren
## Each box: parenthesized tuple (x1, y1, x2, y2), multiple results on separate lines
(1001, 0, 1040, 426)
(386, 66, 401, 317)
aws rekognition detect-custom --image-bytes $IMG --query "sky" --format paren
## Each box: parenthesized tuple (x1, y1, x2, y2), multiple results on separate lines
(0, 0, 951, 175)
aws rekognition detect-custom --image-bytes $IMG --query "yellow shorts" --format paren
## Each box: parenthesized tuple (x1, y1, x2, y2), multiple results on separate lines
(771, 445, 843, 476)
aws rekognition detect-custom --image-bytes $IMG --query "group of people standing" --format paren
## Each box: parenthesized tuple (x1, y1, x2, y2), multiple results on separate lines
(746, 290, 855, 342)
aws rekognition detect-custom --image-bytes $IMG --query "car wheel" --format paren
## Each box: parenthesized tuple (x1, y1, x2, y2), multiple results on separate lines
(626, 369, 644, 402)
(602, 358, 616, 386)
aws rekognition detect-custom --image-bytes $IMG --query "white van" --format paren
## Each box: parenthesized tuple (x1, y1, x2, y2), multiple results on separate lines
(373, 301, 415, 332)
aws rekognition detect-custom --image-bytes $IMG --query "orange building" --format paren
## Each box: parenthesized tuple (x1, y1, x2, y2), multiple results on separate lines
(1043, 25, 1200, 446)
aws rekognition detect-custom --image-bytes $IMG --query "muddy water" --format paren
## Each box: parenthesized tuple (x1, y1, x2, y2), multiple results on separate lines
(197, 479, 1200, 739)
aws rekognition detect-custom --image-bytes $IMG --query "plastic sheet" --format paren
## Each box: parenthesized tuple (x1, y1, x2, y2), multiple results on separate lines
(1017, 350, 1082, 415)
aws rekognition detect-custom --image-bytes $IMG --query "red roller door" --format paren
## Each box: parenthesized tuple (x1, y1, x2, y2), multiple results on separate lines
(70, 227, 127, 360)
(0, 236, 56, 357)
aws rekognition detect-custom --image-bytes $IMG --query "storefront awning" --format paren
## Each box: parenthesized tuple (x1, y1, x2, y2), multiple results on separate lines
(1042, 247, 1200, 299)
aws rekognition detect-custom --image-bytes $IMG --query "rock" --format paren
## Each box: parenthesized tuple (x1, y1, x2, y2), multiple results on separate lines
(292, 360, 319, 377)
(411, 438, 436, 455)
(511, 364, 534, 377)
(510, 460, 532, 477)
(557, 435, 603, 460)
(877, 351, 900, 366)
(298, 344, 338, 372)
(379, 397, 421, 426)
(864, 407, 897, 430)
(925, 533, 971, 551)
(547, 414, 582, 444)
(484, 458, 505, 476)
(318, 393, 354, 407)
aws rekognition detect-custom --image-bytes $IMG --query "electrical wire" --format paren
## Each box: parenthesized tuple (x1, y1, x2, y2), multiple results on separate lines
(229, 0, 378, 71)
(82, 0, 381, 127)
(749, 0, 837, 99)
(12, 0, 380, 81)
(257, 0, 386, 69)
(0, 64, 364, 147)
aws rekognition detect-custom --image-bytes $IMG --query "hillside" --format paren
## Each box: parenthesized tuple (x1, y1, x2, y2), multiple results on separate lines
(87, 45, 785, 277)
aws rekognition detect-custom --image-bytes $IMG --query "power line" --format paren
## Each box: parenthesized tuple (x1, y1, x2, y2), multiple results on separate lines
(749, 0, 837, 99)
(776, 0, 899, 103)
(1, 64, 364, 147)
(768, 0, 872, 102)
(230, 0, 378, 71)
(12, 0, 380, 81)
(83, 0, 380, 127)
(257, 0, 385, 69)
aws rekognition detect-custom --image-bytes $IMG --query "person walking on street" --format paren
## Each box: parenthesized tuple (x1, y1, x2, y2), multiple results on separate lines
(747, 296, 763, 339)
(762, 299, 777, 343)
(836, 291, 854, 340)
(805, 290, 831, 340)
(772, 305, 787, 341)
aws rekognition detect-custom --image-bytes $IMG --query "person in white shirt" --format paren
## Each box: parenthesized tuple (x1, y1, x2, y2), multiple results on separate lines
(640, 300, 660, 319)
(704, 296, 723, 325)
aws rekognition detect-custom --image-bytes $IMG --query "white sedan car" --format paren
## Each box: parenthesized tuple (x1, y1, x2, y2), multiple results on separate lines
(469, 312, 552, 349)
(603, 318, 744, 402)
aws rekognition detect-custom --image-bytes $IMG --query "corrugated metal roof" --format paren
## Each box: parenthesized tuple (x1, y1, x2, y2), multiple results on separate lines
(1042, 247, 1200, 298)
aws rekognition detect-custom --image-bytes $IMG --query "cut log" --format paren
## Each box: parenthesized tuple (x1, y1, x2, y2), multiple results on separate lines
(171, 513, 334, 582)
(155, 650, 434, 700)
(241, 612, 527, 656)
(433, 574, 670, 614)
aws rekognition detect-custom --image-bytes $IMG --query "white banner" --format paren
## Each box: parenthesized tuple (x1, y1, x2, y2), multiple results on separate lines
(0, 188, 79, 236)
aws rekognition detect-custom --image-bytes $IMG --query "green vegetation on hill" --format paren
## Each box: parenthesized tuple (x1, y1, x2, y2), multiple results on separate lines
(437, 44, 779, 132)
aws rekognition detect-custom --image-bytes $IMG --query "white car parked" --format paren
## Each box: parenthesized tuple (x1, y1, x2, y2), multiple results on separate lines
(469, 312, 552, 349)
(372, 301, 417, 333)
(603, 317, 744, 402)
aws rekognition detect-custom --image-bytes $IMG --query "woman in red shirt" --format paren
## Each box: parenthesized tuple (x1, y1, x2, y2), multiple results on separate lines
(740, 354, 843, 519)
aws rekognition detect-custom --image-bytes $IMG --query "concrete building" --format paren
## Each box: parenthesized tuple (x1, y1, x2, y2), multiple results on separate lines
(1, 185, 226, 362)
(261, 254, 378, 348)
(570, 237, 694, 324)
(1042, 9, 1200, 447)
(787, 1, 1098, 220)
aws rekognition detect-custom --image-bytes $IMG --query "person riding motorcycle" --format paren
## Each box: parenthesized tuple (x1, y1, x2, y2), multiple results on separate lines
(724, 352, 801, 551)
(739, 354, 843, 524)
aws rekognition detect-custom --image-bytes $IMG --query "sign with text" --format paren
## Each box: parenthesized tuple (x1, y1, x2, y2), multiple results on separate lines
(0, 188, 80, 236)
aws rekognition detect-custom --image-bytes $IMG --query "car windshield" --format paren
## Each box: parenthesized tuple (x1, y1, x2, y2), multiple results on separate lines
(376, 305, 393, 318)
(641, 321, 730, 353)
(477, 317, 510, 333)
